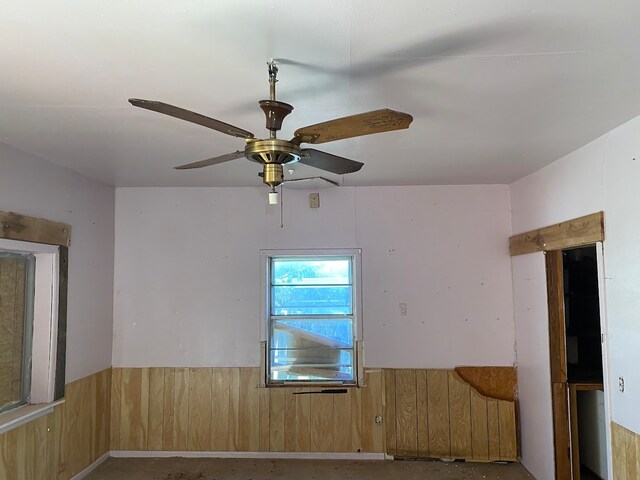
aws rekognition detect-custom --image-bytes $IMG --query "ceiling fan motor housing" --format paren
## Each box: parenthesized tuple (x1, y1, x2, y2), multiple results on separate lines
(245, 139, 301, 187)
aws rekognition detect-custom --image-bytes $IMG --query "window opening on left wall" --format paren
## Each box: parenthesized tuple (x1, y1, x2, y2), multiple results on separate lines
(0, 251, 36, 414)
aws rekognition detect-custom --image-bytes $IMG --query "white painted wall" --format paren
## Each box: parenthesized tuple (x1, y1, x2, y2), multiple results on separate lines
(510, 113, 640, 479)
(578, 390, 608, 479)
(112, 185, 515, 369)
(511, 252, 554, 480)
(0, 142, 115, 383)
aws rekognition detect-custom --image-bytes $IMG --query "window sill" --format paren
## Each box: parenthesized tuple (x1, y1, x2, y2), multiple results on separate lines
(0, 399, 65, 436)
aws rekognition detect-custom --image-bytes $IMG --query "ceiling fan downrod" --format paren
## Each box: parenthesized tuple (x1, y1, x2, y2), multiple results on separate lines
(252, 60, 299, 191)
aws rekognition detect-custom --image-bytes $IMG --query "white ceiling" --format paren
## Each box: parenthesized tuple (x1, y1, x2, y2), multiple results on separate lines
(1, 1, 640, 187)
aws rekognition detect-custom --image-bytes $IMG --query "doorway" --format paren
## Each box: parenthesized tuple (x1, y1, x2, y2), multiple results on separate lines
(547, 245, 608, 480)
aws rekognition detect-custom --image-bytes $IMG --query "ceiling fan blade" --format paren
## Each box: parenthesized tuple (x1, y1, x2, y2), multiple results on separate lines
(129, 99, 254, 139)
(294, 109, 412, 144)
(174, 150, 245, 170)
(299, 148, 364, 175)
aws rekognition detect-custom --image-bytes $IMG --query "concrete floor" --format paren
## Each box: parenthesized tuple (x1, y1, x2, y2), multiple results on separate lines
(86, 457, 535, 480)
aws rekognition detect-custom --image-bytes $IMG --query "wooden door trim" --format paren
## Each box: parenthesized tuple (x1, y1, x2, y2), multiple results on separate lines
(509, 212, 603, 256)
(546, 250, 571, 480)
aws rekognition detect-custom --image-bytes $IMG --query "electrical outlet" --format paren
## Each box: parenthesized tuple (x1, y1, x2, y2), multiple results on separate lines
(399, 303, 407, 316)
(309, 193, 320, 209)
(619, 376, 625, 393)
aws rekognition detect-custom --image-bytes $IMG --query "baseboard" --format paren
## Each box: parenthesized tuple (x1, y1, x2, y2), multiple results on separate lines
(111, 450, 386, 460)
(70, 451, 111, 479)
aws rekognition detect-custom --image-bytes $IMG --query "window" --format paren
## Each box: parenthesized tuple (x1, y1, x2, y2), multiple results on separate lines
(0, 251, 35, 413)
(0, 238, 62, 426)
(262, 250, 362, 385)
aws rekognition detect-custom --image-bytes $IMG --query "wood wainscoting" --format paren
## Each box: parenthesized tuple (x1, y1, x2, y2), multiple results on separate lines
(110, 367, 517, 462)
(384, 369, 517, 461)
(110, 367, 384, 453)
(0, 368, 111, 479)
(611, 421, 640, 479)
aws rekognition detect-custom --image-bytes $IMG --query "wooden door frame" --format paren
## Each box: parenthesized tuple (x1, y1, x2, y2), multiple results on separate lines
(546, 250, 571, 479)
(510, 212, 605, 480)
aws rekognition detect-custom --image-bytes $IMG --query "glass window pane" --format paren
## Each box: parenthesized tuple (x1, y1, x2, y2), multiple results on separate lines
(271, 258, 351, 285)
(271, 318, 353, 349)
(270, 348, 354, 382)
(271, 285, 352, 315)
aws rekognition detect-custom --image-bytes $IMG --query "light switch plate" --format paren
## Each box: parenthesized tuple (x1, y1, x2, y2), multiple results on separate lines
(309, 193, 320, 209)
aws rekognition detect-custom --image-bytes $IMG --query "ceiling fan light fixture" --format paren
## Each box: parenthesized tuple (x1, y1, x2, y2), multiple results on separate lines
(268, 188, 279, 205)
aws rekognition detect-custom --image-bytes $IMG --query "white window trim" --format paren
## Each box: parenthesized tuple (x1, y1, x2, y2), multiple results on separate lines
(0, 238, 61, 433)
(260, 248, 363, 387)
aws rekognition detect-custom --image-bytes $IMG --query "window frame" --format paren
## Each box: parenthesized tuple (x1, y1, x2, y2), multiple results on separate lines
(260, 249, 363, 387)
(0, 240, 60, 410)
(0, 210, 69, 434)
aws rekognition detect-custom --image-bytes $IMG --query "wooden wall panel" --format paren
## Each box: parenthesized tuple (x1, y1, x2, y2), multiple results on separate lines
(294, 388, 310, 452)
(333, 388, 352, 452)
(362, 370, 384, 453)
(311, 394, 334, 452)
(210, 368, 230, 451)
(612, 421, 640, 480)
(454, 366, 517, 401)
(395, 369, 418, 457)
(390, 369, 517, 463)
(383, 369, 396, 456)
(487, 399, 501, 461)
(427, 370, 451, 458)
(0, 368, 111, 480)
(470, 389, 489, 461)
(110, 367, 386, 454)
(449, 372, 472, 459)
(107, 366, 516, 462)
(238, 368, 260, 451)
(497, 400, 518, 461)
(147, 368, 164, 451)
(416, 370, 429, 457)
(187, 368, 212, 451)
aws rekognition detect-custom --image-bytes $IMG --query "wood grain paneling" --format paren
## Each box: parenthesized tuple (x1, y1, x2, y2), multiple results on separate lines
(107, 367, 516, 461)
(612, 421, 640, 480)
(449, 372, 472, 459)
(111, 367, 385, 453)
(470, 389, 489, 461)
(509, 211, 604, 256)
(416, 370, 429, 457)
(454, 366, 517, 401)
(187, 368, 212, 451)
(487, 399, 501, 461)
(498, 400, 517, 461)
(383, 369, 396, 456)
(427, 370, 450, 458)
(395, 369, 417, 457)
(385, 369, 517, 462)
(0, 368, 111, 480)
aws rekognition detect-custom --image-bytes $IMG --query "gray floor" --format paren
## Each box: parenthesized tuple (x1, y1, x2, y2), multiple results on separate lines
(86, 457, 535, 480)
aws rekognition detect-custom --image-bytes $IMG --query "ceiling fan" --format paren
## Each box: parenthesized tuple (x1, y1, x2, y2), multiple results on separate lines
(129, 61, 413, 198)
